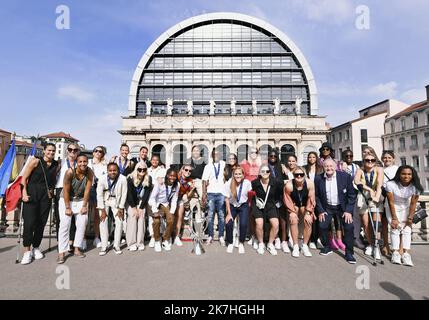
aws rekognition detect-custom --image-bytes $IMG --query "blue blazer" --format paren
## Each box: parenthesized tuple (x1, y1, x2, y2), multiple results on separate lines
(314, 171, 357, 215)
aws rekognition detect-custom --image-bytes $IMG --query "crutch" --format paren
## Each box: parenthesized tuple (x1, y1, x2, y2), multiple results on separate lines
(15, 202, 24, 264)
(48, 196, 54, 251)
(367, 201, 384, 266)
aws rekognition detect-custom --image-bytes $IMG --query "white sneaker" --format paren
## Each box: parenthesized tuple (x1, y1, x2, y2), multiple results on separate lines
(238, 243, 245, 254)
(21, 251, 32, 265)
(247, 236, 254, 245)
(316, 238, 324, 249)
(365, 246, 373, 256)
(288, 239, 293, 249)
(391, 251, 402, 265)
(121, 239, 126, 245)
(149, 237, 155, 248)
(93, 237, 101, 248)
(226, 244, 234, 253)
(281, 241, 290, 254)
(174, 236, 183, 247)
(154, 241, 162, 252)
(309, 242, 317, 250)
(374, 246, 381, 260)
(274, 237, 281, 250)
(32, 248, 44, 260)
(219, 237, 226, 247)
(252, 239, 259, 250)
(138, 244, 145, 251)
(162, 240, 171, 251)
(234, 237, 239, 248)
(81, 239, 87, 251)
(205, 236, 213, 245)
(128, 245, 138, 252)
(401, 252, 414, 267)
(267, 243, 278, 256)
(113, 247, 122, 255)
(257, 243, 265, 255)
(99, 248, 107, 256)
(302, 244, 313, 257)
(292, 244, 300, 258)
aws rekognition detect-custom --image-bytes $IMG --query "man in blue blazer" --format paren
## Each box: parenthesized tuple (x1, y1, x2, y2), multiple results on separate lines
(314, 159, 357, 263)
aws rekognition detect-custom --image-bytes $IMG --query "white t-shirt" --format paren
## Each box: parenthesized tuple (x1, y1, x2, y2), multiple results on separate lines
(55, 158, 77, 188)
(383, 165, 398, 188)
(88, 159, 107, 182)
(202, 160, 226, 194)
(385, 180, 420, 210)
(224, 179, 252, 206)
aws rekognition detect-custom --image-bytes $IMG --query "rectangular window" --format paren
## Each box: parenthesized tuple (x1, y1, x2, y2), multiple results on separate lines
(339, 132, 342, 142)
(401, 119, 406, 131)
(390, 122, 395, 133)
(426, 154, 429, 168)
(425, 132, 429, 144)
(400, 157, 407, 166)
(360, 129, 368, 143)
(411, 135, 418, 147)
(413, 115, 419, 128)
(399, 137, 406, 150)
(345, 130, 350, 140)
(332, 134, 336, 143)
(413, 156, 420, 171)
(388, 139, 394, 150)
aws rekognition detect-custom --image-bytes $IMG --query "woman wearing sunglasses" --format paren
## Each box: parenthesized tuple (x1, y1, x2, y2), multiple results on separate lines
(354, 154, 384, 260)
(126, 162, 153, 251)
(174, 164, 196, 247)
(385, 165, 423, 266)
(284, 167, 316, 257)
(88, 146, 108, 249)
(251, 165, 282, 255)
(224, 153, 238, 181)
(225, 166, 252, 254)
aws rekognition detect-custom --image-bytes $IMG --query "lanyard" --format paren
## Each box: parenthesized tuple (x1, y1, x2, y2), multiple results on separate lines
(107, 177, 118, 196)
(236, 182, 243, 203)
(269, 164, 276, 178)
(165, 185, 172, 201)
(136, 184, 143, 198)
(118, 157, 127, 174)
(213, 162, 221, 180)
(66, 159, 76, 169)
(365, 170, 374, 187)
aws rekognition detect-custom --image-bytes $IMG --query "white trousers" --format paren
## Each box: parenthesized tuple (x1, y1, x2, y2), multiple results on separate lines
(126, 207, 145, 247)
(99, 199, 126, 250)
(58, 199, 88, 254)
(386, 205, 412, 250)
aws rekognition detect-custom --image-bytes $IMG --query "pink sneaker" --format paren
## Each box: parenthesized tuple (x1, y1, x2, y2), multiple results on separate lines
(336, 238, 346, 251)
(329, 238, 339, 250)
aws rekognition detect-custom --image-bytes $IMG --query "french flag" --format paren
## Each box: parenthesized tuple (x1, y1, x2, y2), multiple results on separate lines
(5, 141, 37, 212)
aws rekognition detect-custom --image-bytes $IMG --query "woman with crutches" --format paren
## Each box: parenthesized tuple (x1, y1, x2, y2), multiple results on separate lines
(385, 165, 423, 266)
(20, 143, 59, 265)
(126, 162, 153, 251)
(354, 153, 384, 261)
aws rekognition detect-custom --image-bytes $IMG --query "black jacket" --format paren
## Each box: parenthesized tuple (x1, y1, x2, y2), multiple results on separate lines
(251, 177, 283, 213)
(126, 176, 153, 209)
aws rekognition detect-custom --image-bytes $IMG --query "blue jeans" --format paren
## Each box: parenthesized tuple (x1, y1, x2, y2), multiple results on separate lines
(226, 203, 248, 244)
(207, 193, 225, 238)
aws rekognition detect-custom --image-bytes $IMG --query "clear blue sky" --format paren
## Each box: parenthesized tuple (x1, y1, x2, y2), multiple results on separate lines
(1, 0, 428, 157)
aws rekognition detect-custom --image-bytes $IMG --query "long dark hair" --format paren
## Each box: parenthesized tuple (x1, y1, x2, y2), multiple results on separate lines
(305, 151, 323, 176)
(224, 153, 238, 181)
(267, 147, 283, 179)
(392, 165, 423, 193)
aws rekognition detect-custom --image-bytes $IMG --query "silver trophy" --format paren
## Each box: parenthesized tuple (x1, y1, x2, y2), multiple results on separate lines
(190, 208, 208, 255)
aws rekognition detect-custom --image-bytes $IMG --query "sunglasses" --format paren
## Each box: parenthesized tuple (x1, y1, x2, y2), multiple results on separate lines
(364, 159, 376, 163)
(68, 148, 79, 153)
(93, 149, 104, 154)
(345, 154, 353, 158)
(184, 168, 193, 172)
(322, 147, 330, 151)
(137, 168, 147, 172)
(269, 154, 277, 158)
(261, 170, 270, 174)
(294, 173, 305, 178)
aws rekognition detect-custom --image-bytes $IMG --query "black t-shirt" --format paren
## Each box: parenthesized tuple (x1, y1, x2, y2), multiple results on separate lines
(131, 157, 152, 169)
(185, 157, 206, 179)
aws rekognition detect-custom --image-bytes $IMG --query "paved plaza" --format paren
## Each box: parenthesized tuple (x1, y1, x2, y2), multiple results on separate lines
(0, 237, 428, 300)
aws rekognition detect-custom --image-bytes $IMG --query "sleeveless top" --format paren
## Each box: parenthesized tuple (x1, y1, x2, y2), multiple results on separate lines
(360, 168, 378, 190)
(28, 157, 58, 189)
(290, 179, 309, 207)
(61, 168, 89, 199)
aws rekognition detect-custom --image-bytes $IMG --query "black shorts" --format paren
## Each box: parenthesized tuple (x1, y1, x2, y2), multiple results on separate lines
(252, 206, 279, 220)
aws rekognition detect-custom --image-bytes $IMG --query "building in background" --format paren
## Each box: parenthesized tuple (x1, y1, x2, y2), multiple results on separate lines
(40, 132, 80, 161)
(328, 99, 408, 161)
(383, 85, 429, 192)
(120, 12, 328, 166)
(0, 129, 12, 163)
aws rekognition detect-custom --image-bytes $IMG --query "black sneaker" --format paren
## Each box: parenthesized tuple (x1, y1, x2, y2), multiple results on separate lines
(319, 247, 333, 256)
(346, 252, 356, 264)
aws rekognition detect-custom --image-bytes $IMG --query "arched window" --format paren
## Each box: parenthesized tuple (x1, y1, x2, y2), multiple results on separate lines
(196, 144, 209, 163)
(151, 144, 166, 165)
(216, 144, 230, 162)
(173, 144, 187, 166)
(301, 145, 317, 165)
(259, 144, 272, 162)
(280, 144, 295, 164)
(237, 144, 250, 163)
(130, 145, 141, 158)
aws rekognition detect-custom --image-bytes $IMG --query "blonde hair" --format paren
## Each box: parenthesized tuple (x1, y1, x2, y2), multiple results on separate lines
(130, 162, 150, 187)
(230, 166, 245, 200)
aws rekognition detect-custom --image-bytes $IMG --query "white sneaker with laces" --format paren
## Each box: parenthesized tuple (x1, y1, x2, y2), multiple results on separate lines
(391, 251, 402, 265)
(274, 237, 281, 250)
(301, 244, 313, 257)
(32, 248, 44, 260)
(162, 240, 171, 251)
(174, 236, 183, 247)
(292, 244, 300, 258)
(374, 246, 381, 260)
(247, 237, 254, 245)
(364, 246, 373, 256)
(128, 245, 138, 252)
(138, 244, 145, 251)
(121, 239, 126, 245)
(238, 243, 245, 254)
(154, 241, 162, 252)
(309, 242, 317, 250)
(234, 237, 239, 248)
(316, 238, 324, 249)
(401, 252, 414, 267)
(93, 237, 101, 248)
(226, 244, 234, 253)
(205, 236, 213, 245)
(257, 243, 265, 255)
(281, 241, 290, 254)
(288, 239, 293, 249)
(149, 237, 155, 248)
(219, 237, 226, 247)
(267, 243, 278, 256)
(21, 251, 32, 265)
(99, 248, 107, 256)
(252, 239, 259, 250)
(113, 247, 122, 255)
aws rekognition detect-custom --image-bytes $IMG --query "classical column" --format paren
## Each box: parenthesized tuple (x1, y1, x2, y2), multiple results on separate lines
(165, 139, 172, 167)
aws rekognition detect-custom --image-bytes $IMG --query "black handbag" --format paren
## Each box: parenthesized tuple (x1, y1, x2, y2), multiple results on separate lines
(412, 207, 428, 224)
